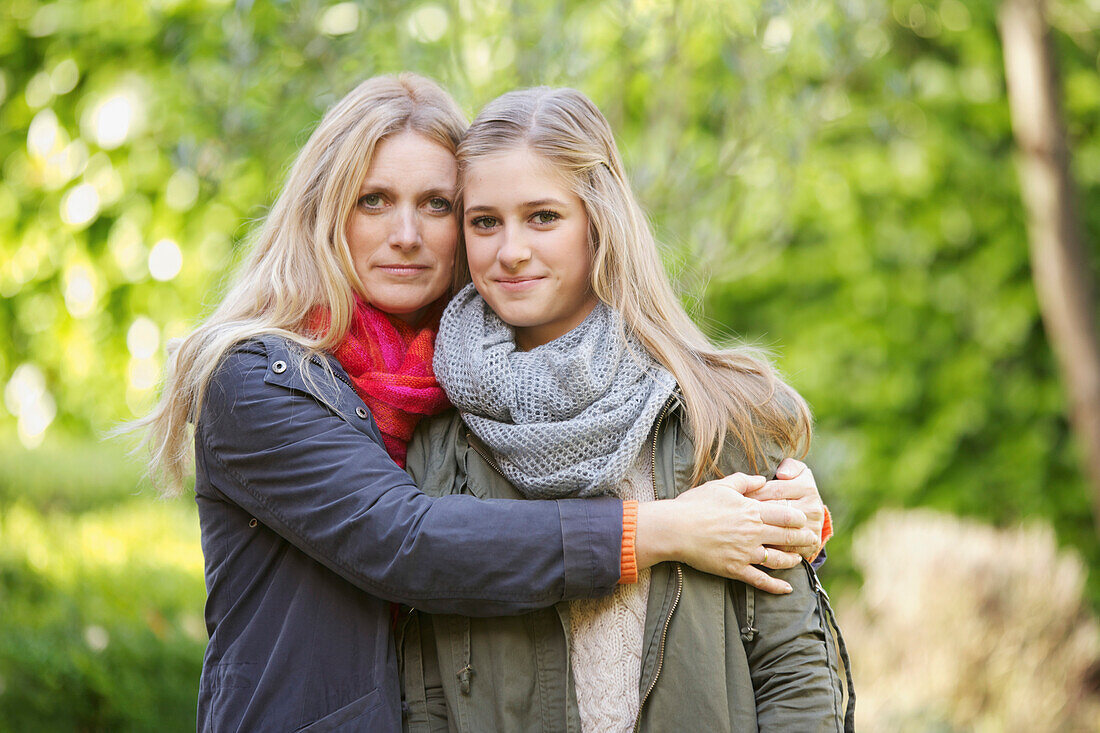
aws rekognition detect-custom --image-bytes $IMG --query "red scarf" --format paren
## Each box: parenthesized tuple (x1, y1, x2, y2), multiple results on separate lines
(322, 299, 451, 467)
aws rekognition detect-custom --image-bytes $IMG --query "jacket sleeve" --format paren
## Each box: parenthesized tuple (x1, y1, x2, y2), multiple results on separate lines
(743, 563, 850, 731)
(738, 439, 851, 731)
(196, 345, 623, 616)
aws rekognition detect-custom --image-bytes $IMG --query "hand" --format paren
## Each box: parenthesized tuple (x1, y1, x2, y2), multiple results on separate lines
(743, 458, 825, 560)
(635, 472, 819, 594)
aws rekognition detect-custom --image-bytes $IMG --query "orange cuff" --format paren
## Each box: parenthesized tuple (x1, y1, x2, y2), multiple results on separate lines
(618, 500, 639, 584)
(809, 505, 833, 564)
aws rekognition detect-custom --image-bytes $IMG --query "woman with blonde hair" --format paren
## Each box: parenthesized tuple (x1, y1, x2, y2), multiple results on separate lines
(131, 73, 828, 732)
(401, 86, 851, 731)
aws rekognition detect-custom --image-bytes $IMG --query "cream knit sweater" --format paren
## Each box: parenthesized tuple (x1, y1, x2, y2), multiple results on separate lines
(568, 453, 653, 732)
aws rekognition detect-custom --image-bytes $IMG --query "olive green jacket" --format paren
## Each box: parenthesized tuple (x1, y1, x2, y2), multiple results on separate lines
(399, 395, 854, 732)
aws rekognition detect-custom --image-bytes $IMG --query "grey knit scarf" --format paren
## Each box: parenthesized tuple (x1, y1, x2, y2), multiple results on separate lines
(434, 284, 677, 498)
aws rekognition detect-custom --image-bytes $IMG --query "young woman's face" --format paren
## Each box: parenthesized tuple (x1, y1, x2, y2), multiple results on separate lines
(346, 130, 458, 325)
(463, 147, 599, 351)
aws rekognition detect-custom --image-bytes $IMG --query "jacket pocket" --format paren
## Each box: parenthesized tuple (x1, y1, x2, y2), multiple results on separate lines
(295, 687, 383, 732)
(201, 662, 260, 732)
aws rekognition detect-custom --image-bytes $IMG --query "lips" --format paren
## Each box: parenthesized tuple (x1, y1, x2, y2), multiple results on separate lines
(494, 276, 545, 292)
(375, 263, 430, 276)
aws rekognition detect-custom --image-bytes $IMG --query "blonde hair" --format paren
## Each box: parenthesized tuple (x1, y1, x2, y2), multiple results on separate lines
(130, 73, 467, 496)
(457, 87, 811, 481)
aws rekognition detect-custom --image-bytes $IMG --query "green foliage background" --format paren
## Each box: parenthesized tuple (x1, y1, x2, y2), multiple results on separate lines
(2, 0, 1099, 728)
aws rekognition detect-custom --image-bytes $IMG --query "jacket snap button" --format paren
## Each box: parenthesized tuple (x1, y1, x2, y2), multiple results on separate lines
(355, 407, 368, 419)
(271, 360, 287, 374)
(248, 518, 258, 528)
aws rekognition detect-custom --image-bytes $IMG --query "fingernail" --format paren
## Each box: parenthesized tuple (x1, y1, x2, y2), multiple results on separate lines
(782, 583, 792, 593)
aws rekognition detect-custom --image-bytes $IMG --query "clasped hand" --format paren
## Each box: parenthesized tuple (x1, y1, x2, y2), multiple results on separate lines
(643, 459, 824, 595)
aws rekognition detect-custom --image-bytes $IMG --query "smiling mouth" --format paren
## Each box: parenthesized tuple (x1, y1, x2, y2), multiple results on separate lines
(495, 276, 544, 291)
(376, 264, 429, 276)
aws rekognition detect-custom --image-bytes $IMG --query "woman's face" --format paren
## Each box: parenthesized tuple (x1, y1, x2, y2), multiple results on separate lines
(463, 147, 599, 351)
(346, 130, 458, 325)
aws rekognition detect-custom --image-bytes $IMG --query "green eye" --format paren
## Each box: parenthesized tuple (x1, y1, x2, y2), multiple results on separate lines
(533, 211, 559, 224)
(428, 197, 452, 212)
(471, 216, 498, 229)
(358, 193, 383, 208)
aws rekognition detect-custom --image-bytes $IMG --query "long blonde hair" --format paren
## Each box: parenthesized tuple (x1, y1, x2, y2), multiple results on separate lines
(456, 87, 811, 481)
(131, 73, 467, 496)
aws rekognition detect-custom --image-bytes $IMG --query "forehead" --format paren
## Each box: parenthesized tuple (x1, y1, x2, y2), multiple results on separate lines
(462, 147, 575, 203)
(362, 130, 457, 187)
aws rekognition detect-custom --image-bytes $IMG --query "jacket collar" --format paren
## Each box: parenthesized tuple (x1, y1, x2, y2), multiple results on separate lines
(252, 334, 384, 442)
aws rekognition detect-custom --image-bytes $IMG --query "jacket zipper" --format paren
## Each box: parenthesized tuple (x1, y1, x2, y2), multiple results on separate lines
(634, 393, 681, 732)
(304, 351, 356, 392)
(466, 431, 509, 480)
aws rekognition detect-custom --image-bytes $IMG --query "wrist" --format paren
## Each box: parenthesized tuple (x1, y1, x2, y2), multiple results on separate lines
(635, 499, 680, 570)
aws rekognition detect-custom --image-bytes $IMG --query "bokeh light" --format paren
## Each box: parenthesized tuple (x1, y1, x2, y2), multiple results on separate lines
(762, 16, 792, 53)
(24, 71, 53, 108)
(126, 317, 160, 359)
(4, 364, 57, 449)
(49, 59, 79, 95)
(60, 183, 100, 227)
(27, 108, 62, 158)
(165, 169, 199, 211)
(84, 626, 109, 653)
(148, 239, 182, 281)
(317, 3, 359, 35)
(108, 216, 149, 282)
(127, 356, 160, 391)
(63, 263, 98, 318)
(407, 4, 449, 43)
(86, 91, 138, 149)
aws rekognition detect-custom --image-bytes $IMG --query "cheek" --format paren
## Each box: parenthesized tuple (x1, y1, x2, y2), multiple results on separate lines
(463, 235, 493, 279)
(426, 218, 459, 260)
(563, 225, 594, 286)
(346, 216, 381, 261)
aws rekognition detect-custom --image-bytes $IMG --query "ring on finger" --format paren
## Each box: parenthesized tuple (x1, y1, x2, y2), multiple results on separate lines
(762, 547, 769, 565)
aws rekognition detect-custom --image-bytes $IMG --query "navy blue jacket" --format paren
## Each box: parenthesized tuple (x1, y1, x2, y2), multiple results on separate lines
(193, 336, 623, 731)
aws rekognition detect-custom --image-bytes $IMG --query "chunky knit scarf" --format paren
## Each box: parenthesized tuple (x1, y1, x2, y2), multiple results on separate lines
(326, 298, 451, 467)
(433, 284, 676, 498)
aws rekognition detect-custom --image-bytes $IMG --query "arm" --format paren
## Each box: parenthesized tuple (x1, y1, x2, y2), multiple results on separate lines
(744, 562, 850, 731)
(198, 345, 622, 616)
(738, 441, 850, 727)
(405, 410, 817, 596)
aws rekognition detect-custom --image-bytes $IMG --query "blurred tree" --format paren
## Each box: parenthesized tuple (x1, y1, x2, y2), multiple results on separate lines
(1001, 0, 1100, 536)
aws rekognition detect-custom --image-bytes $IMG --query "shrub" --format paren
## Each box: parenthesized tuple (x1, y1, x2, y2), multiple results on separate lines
(840, 509, 1100, 732)
(0, 499, 206, 731)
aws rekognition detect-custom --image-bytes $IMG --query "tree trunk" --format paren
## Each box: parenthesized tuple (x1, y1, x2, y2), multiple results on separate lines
(999, 0, 1100, 534)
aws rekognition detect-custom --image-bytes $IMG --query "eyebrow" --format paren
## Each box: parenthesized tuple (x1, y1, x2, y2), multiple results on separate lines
(463, 204, 496, 216)
(463, 198, 570, 216)
(357, 184, 456, 198)
(522, 198, 569, 209)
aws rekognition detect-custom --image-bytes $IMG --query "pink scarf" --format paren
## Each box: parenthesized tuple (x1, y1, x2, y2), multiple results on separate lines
(324, 299, 451, 467)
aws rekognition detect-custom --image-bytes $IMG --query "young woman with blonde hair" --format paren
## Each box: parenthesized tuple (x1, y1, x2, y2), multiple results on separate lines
(130, 73, 828, 731)
(401, 86, 851, 731)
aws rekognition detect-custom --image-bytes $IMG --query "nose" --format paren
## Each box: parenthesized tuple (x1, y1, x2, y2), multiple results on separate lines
(497, 227, 531, 270)
(388, 206, 421, 251)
